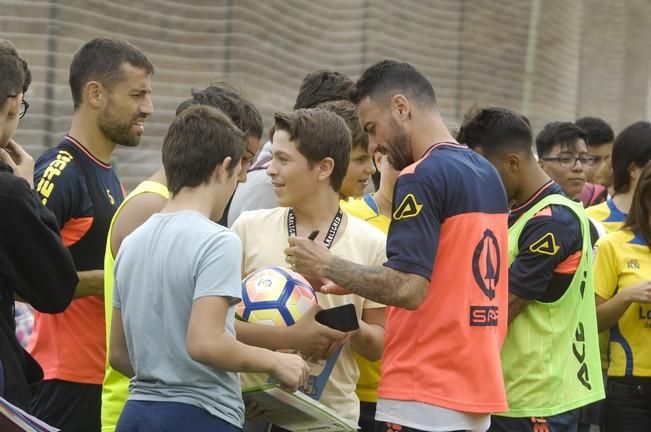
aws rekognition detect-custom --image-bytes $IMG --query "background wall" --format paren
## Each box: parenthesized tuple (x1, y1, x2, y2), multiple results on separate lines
(2, 0, 650, 189)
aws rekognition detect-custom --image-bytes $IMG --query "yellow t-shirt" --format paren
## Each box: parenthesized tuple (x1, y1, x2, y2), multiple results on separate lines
(231, 207, 386, 424)
(587, 197, 627, 369)
(101, 181, 170, 432)
(340, 194, 390, 403)
(594, 228, 651, 377)
(586, 198, 626, 234)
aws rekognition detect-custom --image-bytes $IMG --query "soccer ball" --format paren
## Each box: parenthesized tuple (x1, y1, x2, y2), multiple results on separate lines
(236, 266, 318, 326)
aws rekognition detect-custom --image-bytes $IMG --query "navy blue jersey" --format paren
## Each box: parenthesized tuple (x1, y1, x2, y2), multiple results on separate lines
(509, 181, 596, 302)
(30, 135, 125, 385)
(384, 142, 509, 280)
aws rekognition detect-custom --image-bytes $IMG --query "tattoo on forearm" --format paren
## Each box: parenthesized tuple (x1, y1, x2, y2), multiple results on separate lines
(324, 256, 424, 308)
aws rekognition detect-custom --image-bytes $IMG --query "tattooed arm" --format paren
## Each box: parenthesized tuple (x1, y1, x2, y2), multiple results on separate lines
(286, 237, 429, 310)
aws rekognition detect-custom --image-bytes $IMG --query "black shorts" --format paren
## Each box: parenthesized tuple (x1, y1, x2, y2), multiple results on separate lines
(31, 379, 101, 432)
(489, 409, 580, 432)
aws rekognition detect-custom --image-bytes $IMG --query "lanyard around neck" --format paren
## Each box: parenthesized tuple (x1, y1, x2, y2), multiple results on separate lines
(287, 208, 343, 249)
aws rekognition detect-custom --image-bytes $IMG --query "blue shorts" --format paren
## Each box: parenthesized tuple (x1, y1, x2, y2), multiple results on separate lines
(116, 400, 242, 432)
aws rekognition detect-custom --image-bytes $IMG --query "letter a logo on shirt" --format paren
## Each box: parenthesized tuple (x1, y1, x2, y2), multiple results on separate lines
(393, 193, 423, 220)
(529, 232, 560, 256)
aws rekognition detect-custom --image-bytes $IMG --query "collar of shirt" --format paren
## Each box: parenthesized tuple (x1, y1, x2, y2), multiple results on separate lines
(509, 180, 564, 225)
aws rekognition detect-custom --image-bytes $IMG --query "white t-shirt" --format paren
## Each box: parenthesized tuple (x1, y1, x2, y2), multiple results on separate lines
(232, 207, 386, 424)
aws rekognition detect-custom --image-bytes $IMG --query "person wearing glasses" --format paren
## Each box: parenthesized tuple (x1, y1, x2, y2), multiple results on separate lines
(536, 122, 595, 200)
(0, 40, 77, 411)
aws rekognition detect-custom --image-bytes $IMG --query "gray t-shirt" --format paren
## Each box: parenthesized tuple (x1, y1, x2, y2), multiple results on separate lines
(113, 210, 244, 427)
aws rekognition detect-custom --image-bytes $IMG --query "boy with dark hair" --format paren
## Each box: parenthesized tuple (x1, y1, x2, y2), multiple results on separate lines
(575, 117, 614, 207)
(536, 121, 596, 200)
(460, 107, 604, 431)
(317, 99, 375, 199)
(293, 70, 354, 110)
(29, 37, 154, 432)
(288, 60, 509, 432)
(101, 83, 263, 432)
(0, 39, 77, 412)
(576, 116, 615, 188)
(228, 71, 359, 225)
(109, 105, 309, 432)
(232, 108, 386, 426)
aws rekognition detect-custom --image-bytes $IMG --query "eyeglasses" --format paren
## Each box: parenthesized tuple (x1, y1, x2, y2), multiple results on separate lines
(18, 99, 29, 119)
(5, 95, 29, 119)
(540, 155, 596, 168)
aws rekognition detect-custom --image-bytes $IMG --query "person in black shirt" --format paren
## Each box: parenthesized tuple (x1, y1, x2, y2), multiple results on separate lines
(0, 39, 77, 411)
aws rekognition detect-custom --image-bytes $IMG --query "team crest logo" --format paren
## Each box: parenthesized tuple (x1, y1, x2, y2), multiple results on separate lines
(529, 232, 560, 256)
(472, 229, 500, 300)
(393, 193, 423, 220)
(628, 259, 640, 270)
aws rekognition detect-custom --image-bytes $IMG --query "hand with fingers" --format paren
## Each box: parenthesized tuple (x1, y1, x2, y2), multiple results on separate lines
(621, 281, 651, 304)
(0, 139, 34, 188)
(268, 351, 311, 393)
(287, 304, 349, 362)
(285, 236, 331, 279)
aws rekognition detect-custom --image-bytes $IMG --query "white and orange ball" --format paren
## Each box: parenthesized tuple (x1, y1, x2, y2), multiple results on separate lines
(236, 266, 317, 326)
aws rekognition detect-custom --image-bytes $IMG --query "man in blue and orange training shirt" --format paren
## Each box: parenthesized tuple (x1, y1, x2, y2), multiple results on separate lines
(28, 38, 154, 432)
(460, 107, 604, 432)
(287, 60, 509, 432)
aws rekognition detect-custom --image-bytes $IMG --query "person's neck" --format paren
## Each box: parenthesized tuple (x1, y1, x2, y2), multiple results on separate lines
(410, 113, 456, 161)
(512, 162, 552, 208)
(613, 191, 634, 214)
(149, 167, 167, 185)
(373, 181, 394, 218)
(162, 183, 224, 221)
(69, 111, 117, 164)
(292, 188, 341, 232)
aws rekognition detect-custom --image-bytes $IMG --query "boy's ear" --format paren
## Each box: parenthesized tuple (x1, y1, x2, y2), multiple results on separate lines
(213, 156, 233, 182)
(316, 157, 335, 182)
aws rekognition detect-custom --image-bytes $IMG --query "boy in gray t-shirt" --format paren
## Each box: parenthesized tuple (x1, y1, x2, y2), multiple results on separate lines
(109, 105, 309, 432)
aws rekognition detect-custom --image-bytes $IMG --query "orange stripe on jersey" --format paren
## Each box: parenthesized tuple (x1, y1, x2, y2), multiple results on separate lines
(61, 217, 93, 247)
(401, 142, 465, 175)
(556, 250, 582, 274)
(533, 207, 552, 218)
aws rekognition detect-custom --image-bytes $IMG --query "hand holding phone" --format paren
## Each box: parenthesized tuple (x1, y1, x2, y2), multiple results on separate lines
(315, 303, 359, 332)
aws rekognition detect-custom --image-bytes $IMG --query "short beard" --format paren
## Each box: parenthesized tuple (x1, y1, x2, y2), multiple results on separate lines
(99, 105, 141, 148)
(387, 118, 414, 171)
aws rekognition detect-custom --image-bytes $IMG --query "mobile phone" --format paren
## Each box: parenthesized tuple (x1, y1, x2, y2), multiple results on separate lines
(315, 303, 359, 332)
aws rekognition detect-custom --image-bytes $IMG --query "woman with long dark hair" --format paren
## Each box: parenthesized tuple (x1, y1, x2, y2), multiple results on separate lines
(594, 162, 651, 431)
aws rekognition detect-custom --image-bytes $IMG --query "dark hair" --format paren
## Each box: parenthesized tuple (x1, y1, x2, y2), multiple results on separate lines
(293, 70, 354, 110)
(163, 105, 245, 195)
(176, 83, 263, 139)
(350, 60, 436, 107)
(271, 109, 351, 192)
(0, 40, 31, 106)
(458, 107, 533, 157)
(624, 163, 651, 249)
(69, 38, 154, 110)
(611, 121, 651, 194)
(535, 121, 588, 158)
(316, 99, 368, 151)
(576, 116, 615, 147)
